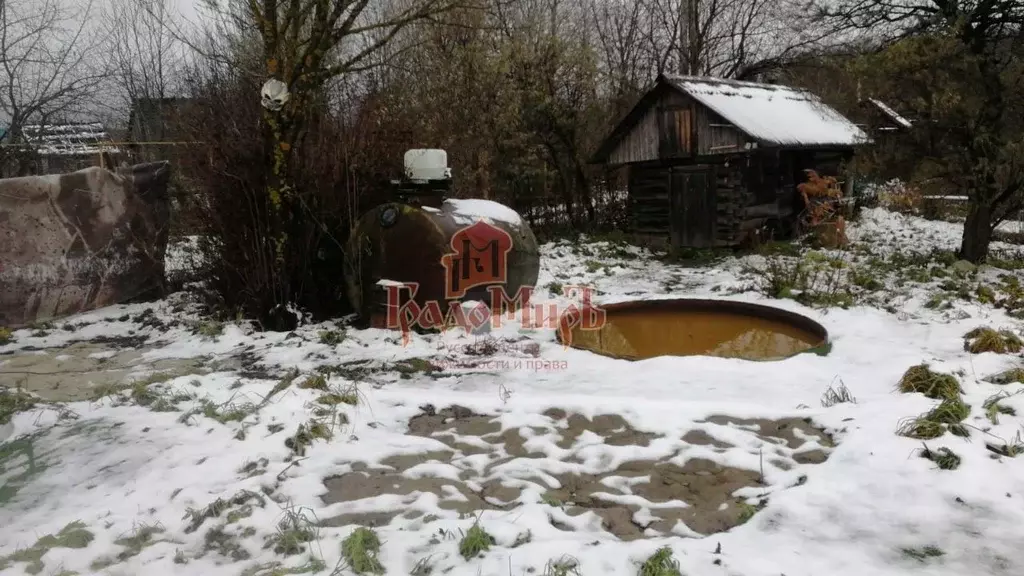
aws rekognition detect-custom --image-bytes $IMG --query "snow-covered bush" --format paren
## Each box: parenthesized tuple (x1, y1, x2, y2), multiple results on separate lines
(867, 179, 922, 215)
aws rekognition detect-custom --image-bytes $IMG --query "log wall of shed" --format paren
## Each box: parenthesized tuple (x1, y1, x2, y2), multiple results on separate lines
(627, 157, 753, 248)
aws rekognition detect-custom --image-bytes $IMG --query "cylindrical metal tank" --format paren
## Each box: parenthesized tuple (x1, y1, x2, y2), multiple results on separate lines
(344, 198, 540, 328)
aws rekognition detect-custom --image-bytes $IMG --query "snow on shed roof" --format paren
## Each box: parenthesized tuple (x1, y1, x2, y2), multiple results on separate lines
(865, 98, 913, 129)
(662, 75, 870, 147)
(17, 122, 117, 156)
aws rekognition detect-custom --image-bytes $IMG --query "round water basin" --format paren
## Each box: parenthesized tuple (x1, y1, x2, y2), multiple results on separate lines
(556, 298, 830, 361)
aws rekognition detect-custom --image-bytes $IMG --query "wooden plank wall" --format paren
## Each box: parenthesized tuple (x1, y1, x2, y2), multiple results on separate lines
(609, 89, 752, 164)
(658, 107, 693, 158)
(609, 106, 660, 165)
(695, 107, 747, 156)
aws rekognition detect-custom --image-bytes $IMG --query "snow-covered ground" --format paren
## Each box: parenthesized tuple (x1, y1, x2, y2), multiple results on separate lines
(1, 207, 1023, 576)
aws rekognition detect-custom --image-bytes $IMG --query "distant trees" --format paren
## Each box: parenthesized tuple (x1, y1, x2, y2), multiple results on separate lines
(639, 0, 831, 79)
(102, 0, 182, 118)
(810, 0, 1024, 263)
(0, 0, 104, 176)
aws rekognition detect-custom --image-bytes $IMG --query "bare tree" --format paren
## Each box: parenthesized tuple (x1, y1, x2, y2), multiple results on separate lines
(810, 0, 1024, 262)
(0, 0, 105, 176)
(605, 0, 833, 80)
(102, 0, 182, 119)
(176, 0, 469, 328)
(590, 0, 650, 104)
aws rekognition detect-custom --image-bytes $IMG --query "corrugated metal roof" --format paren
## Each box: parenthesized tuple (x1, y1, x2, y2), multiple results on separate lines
(662, 75, 870, 147)
(19, 122, 117, 156)
(866, 98, 913, 129)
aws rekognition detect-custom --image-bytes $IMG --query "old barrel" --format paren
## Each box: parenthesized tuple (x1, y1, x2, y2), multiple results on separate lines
(344, 198, 540, 327)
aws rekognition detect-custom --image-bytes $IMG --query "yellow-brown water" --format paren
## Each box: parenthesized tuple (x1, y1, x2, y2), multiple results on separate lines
(564, 309, 824, 361)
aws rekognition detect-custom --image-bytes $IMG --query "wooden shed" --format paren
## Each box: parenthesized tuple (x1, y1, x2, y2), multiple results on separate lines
(857, 98, 914, 136)
(590, 75, 870, 248)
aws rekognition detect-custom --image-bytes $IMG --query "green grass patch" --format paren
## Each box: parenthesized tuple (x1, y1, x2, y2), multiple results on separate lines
(897, 364, 962, 400)
(918, 444, 961, 470)
(0, 327, 12, 344)
(90, 523, 164, 571)
(180, 398, 257, 426)
(897, 398, 971, 439)
(241, 558, 327, 576)
(664, 246, 731, 266)
(0, 389, 36, 425)
(637, 546, 682, 576)
(90, 370, 195, 409)
(0, 521, 93, 574)
(964, 327, 1024, 354)
(458, 523, 494, 560)
(316, 390, 358, 406)
(986, 367, 1024, 385)
(203, 525, 252, 561)
(391, 358, 437, 379)
(901, 545, 945, 562)
(340, 527, 384, 574)
(543, 556, 581, 576)
(298, 375, 328, 391)
(983, 392, 1018, 425)
(195, 321, 224, 339)
(745, 251, 854, 308)
(185, 490, 267, 534)
(319, 329, 346, 346)
(986, 431, 1024, 458)
(284, 419, 334, 457)
(266, 510, 317, 557)
(737, 501, 758, 524)
(541, 493, 563, 508)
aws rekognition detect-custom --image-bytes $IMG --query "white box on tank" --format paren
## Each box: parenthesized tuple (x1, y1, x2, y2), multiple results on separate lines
(404, 149, 451, 181)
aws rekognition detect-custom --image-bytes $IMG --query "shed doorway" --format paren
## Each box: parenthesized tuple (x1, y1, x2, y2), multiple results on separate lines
(669, 166, 716, 249)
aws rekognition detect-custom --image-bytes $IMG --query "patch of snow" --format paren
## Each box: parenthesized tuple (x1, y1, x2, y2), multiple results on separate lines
(443, 198, 524, 227)
(665, 75, 870, 147)
(867, 98, 913, 129)
(165, 236, 203, 274)
(5, 207, 1024, 576)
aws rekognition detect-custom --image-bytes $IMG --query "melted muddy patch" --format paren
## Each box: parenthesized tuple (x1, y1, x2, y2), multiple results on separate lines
(321, 405, 834, 539)
(0, 342, 205, 401)
(561, 302, 827, 361)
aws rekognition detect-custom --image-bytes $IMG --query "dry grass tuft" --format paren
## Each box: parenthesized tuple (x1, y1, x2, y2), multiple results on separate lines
(964, 327, 1023, 354)
(897, 398, 971, 439)
(897, 364, 962, 400)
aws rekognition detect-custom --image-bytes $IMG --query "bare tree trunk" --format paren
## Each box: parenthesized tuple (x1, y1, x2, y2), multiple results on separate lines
(960, 202, 993, 263)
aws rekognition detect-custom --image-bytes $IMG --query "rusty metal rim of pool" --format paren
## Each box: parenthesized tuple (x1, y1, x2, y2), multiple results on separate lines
(554, 298, 832, 362)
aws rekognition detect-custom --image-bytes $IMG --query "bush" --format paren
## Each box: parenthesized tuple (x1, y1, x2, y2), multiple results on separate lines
(871, 179, 922, 214)
(177, 55, 395, 329)
(747, 251, 854, 308)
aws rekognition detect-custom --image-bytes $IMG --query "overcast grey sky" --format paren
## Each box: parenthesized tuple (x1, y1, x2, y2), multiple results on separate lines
(171, 0, 206, 28)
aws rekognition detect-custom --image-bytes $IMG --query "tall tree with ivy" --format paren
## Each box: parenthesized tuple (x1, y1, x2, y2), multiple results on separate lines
(810, 0, 1024, 263)
(232, 0, 462, 327)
